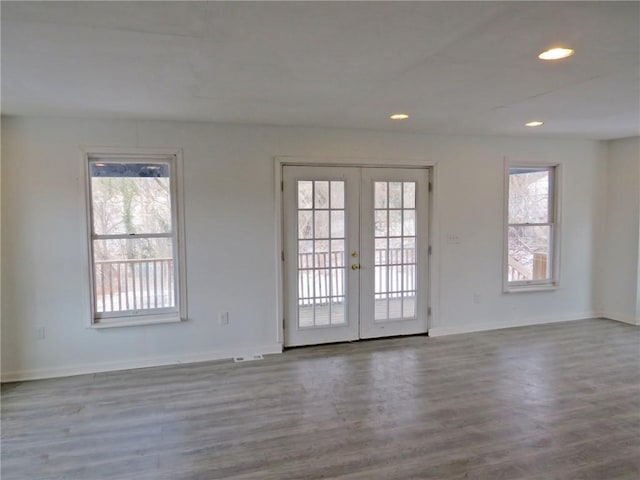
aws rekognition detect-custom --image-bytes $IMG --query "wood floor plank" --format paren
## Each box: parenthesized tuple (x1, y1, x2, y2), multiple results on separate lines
(2, 319, 639, 479)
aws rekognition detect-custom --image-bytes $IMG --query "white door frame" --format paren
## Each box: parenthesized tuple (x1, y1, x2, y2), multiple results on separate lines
(274, 156, 440, 347)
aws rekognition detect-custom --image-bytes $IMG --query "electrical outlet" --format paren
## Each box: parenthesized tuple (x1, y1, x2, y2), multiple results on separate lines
(218, 312, 229, 325)
(36, 326, 46, 340)
(473, 293, 481, 304)
(446, 233, 461, 244)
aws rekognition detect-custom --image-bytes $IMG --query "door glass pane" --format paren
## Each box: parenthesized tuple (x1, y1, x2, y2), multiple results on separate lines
(330, 240, 345, 267)
(330, 181, 344, 209)
(403, 210, 415, 236)
(314, 211, 329, 238)
(373, 181, 418, 322)
(297, 180, 346, 328)
(331, 211, 344, 238)
(389, 182, 402, 208)
(388, 246, 402, 265)
(389, 265, 401, 292)
(389, 210, 402, 236)
(315, 304, 330, 326)
(403, 265, 416, 291)
(374, 182, 388, 208)
(298, 181, 313, 209)
(375, 295, 388, 321)
(298, 241, 313, 268)
(403, 238, 415, 263)
(314, 240, 329, 268)
(374, 266, 386, 293)
(402, 296, 416, 318)
(298, 211, 313, 239)
(331, 269, 345, 298)
(314, 270, 330, 298)
(314, 181, 329, 209)
(330, 301, 345, 325)
(389, 298, 402, 319)
(403, 183, 415, 209)
(375, 239, 387, 265)
(375, 210, 388, 237)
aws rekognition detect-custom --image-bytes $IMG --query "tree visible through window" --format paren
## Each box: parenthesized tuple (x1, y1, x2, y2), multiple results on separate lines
(507, 166, 557, 286)
(88, 157, 181, 322)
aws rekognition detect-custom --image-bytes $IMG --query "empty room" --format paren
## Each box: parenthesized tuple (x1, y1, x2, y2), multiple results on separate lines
(1, 1, 639, 479)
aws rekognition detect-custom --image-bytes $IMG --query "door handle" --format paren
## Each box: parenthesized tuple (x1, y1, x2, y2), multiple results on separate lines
(351, 264, 361, 270)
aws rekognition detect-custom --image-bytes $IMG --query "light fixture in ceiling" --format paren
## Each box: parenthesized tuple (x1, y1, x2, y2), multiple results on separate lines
(525, 121, 544, 127)
(389, 113, 409, 120)
(538, 47, 575, 60)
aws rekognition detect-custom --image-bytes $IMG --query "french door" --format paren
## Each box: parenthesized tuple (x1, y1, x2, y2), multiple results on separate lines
(283, 165, 429, 347)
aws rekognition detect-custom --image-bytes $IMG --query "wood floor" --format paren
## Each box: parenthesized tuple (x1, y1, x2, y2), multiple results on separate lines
(2, 319, 639, 479)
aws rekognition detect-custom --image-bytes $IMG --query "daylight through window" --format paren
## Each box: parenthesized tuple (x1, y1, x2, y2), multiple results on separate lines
(87, 156, 182, 323)
(506, 166, 557, 288)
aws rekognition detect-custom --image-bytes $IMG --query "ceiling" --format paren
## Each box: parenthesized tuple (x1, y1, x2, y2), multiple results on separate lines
(2, 1, 639, 139)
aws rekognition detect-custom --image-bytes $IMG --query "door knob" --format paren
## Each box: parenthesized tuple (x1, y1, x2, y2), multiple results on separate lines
(351, 264, 360, 270)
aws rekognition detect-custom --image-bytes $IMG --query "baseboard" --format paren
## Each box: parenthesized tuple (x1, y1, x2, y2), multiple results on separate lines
(1, 343, 283, 383)
(6, 312, 635, 381)
(428, 312, 597, 337)
(598, 312, 640, 326)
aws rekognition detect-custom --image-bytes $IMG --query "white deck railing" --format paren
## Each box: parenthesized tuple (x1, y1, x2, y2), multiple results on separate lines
(508, 253, 548, 282)
(298, 248, 416, 305)
(96, 251, 539, 313)
(94, 258, 174, 313)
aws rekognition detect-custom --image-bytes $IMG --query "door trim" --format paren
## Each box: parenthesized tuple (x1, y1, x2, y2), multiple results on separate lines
(274, 156, 439, 347)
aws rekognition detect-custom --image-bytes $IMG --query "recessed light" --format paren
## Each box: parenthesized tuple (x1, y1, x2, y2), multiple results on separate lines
(538, 47, 574, 60)
(389, 113, 409, 120)
(95, 163, 105, 167)
(525, 121, 544, 127)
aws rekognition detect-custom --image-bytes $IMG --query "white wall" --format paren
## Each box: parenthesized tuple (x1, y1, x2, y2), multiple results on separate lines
(0, 121, 3, 375)
(637, 142, 640, 320)
(599, 137, 640, 325)
(1, 116, 607, 380)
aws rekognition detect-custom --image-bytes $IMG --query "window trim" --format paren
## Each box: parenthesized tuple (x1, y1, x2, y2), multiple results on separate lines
(82, 148, 187, 327)
(503, 161, 561, 293)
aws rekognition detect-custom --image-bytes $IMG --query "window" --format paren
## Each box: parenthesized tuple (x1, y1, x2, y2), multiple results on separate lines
(86, 153, 185, 326)
(505, 165, 558, 290)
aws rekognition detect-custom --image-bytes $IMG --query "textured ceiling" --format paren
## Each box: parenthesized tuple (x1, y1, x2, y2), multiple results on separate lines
(2, 1, 639, 139)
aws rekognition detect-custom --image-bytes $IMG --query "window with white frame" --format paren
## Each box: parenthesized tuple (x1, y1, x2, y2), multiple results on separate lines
(506, 165, 558, 289)
(86, 153, 185, 325)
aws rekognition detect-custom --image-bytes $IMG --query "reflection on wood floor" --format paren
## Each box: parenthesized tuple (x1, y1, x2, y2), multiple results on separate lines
(2, 318, 639, 479)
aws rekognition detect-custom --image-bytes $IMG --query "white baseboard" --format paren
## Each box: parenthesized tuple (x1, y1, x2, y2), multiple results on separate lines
(428, 312, 598, 337)
(1, 343, 283, 383)
(598, 312, 640, 326)
(5, 312, 636, 382)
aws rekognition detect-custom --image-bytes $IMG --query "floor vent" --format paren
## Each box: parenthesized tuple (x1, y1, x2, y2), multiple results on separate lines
(233, 354, 264, 363)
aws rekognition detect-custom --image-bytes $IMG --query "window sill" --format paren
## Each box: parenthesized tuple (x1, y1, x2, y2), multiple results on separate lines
(90, 314, 183, 329)
(504, 284, 559, 293)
